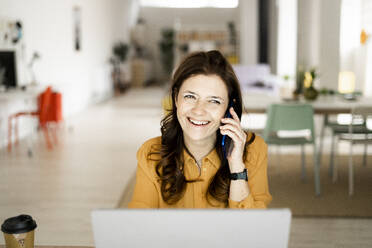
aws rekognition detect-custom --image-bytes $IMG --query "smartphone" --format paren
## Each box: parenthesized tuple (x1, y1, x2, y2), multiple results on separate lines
(221, 99, 234, 159)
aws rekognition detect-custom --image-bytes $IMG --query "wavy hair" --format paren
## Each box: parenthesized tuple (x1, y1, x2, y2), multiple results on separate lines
(151, 50, 245, 205)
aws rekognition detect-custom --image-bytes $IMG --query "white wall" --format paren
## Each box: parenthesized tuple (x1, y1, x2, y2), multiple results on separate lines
(276, 0, 297, 78)
(0, 0, 136, 148)
(0, 0, 135, 117)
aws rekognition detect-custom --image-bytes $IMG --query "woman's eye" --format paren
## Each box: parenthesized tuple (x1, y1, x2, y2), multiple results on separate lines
(184, 95, 195, 99)
(210, 99, 221, 104)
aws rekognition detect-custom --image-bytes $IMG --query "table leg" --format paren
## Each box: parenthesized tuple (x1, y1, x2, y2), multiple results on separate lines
(313, 143, 321, 196)
(318, 114, 329, 167)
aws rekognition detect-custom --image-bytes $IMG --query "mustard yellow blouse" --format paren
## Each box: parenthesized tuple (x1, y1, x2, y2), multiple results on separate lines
(128, 132, 272, 208)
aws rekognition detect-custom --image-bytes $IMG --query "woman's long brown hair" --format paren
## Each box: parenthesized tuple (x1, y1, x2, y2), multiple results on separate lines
(151, 50, 245, 205)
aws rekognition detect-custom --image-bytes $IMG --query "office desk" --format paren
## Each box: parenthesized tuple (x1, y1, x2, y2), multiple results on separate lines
(0, 86, 43, 148)
(0, 87, 41, 100)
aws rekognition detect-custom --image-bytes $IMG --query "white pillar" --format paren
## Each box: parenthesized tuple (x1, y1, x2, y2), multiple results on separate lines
(319, 0, 341, 89)
(297, 0, 321, 69)
(239, 0, 258, 65)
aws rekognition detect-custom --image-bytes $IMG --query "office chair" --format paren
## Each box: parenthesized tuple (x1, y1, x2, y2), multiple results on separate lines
(8, 86, 63, 156)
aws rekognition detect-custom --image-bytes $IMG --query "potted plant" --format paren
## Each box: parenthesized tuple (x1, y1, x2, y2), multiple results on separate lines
(158, 28, 175, 80)
(110, 42, 129, 94)
(303, 68, 319, 101)
(294, 65, 305, 95)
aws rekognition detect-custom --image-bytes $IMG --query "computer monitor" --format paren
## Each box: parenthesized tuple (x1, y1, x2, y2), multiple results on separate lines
(0, 50, 17, 88)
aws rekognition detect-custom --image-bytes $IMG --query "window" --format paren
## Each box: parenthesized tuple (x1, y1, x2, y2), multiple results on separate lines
(362, 0, 372, 96)
(139, 0, 238, 8)
(339, 0, 372, 96)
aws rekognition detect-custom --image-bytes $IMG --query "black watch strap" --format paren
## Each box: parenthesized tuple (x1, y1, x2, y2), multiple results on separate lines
(230, 168, 248, 181)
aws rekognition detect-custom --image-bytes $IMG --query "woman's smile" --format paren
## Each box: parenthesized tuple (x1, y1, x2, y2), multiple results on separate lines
(187, 117, 210, 127)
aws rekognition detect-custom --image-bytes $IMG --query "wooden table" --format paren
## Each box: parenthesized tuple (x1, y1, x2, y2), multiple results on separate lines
(243, 93, 372, 147)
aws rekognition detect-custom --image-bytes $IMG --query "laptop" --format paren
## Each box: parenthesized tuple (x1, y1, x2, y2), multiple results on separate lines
(91, 208, 291, 248)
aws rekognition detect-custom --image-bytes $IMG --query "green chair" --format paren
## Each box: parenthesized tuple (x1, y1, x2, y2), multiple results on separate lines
(263, 103, 321, 196)
(329, 106, 372, 195)
(319, 113, 369, 177)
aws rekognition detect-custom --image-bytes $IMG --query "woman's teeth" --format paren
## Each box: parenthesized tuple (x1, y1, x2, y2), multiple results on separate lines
(188, 118, 210, 126)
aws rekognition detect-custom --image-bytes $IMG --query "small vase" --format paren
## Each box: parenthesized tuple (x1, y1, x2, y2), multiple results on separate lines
(304, 85, 318, 101)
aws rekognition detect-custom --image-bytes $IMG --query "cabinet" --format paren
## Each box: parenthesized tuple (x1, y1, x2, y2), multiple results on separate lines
(131, 58, 153, 87)
(176, 29, 239, 64)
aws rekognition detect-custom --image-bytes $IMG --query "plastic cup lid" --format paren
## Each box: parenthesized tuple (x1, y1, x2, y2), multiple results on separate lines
(1, 214, 37, 234)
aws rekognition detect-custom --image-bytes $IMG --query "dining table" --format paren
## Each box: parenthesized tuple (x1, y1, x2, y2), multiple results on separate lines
(242, 92, 372, 174)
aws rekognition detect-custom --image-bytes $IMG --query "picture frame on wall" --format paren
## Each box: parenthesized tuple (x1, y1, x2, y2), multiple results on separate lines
(73, 6, 82, 52)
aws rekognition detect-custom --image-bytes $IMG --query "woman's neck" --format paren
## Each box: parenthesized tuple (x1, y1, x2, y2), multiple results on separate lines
(183, 135, 216, 163)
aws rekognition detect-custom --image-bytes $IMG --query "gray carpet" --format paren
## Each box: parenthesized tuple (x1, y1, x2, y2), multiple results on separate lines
(118, 154, 372, 217)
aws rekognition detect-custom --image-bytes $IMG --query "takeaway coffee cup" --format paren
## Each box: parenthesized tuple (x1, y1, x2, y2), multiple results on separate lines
(1, 214, 37, 248)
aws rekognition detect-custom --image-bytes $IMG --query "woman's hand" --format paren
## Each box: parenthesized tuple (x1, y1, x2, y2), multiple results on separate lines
(219, 107, 247, 173)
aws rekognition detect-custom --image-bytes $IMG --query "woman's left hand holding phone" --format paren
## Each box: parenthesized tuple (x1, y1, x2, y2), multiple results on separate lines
(219, 107, 247, 173)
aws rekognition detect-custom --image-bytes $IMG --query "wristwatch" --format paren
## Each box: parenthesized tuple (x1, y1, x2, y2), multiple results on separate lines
(230, 168, 248, 181)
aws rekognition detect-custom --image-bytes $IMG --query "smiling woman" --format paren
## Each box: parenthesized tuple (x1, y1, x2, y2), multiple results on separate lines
(127, 50, 272, 208)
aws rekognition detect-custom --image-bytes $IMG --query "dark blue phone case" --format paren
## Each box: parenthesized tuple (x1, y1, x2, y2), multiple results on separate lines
(221, 102, 233, 158)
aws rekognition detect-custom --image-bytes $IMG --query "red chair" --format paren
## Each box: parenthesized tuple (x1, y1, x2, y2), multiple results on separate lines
(7, 86, 63, 152)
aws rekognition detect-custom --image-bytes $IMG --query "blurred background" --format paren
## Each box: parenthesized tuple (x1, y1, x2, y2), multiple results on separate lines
(0, 0, 371, 118)
(1, 0, 372, 247)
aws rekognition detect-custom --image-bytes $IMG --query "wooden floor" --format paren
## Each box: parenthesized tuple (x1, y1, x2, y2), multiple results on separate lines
(0, 86, 371, 247)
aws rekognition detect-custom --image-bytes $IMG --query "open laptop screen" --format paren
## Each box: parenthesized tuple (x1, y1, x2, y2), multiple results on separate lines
(92, 209, 291, 248)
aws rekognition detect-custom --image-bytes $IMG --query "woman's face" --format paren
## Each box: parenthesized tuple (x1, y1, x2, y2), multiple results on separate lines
(175, 74, 229, 144)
